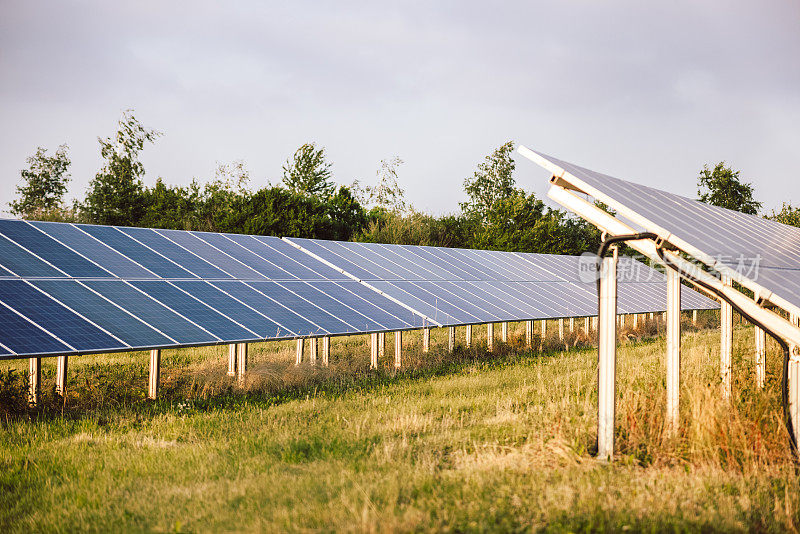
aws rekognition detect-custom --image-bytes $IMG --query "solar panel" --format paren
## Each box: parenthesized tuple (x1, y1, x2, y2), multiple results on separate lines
(518, 147, 800, 316)
(285, 238, 718, 327)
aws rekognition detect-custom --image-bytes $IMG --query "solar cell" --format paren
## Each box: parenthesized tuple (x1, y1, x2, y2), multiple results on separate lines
(0, 280, 125, 351)
(156, 230, 266, 280)
(0, 301, 71, 356)
(244, 281, 350, 335)
(0, 233, 66, 278)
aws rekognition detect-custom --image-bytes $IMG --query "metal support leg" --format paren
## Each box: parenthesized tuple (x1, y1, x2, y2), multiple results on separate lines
(584, 317, 590, 335)
(569, 317, 574, 333)
(423, 327, 430, 353)
(620, 314, 625, 328)
(378, 332, 385, 357)
(540, 320, 546, 349)
(370, 332, 379, 369)
(754, 326, 765, 389)
(597, 250, 618, 461)
(28, 357, 41, 406)
(487, 323, 494, 352)
(632, 313, 638, 329)
(310, 337, 318, 365)
(236, 343, 247, 384)
(394, 331, 402, 368)
(148, 349, 161, 400)
(227, 344, 237, 376)
(525, 320, 533, 347)
(666, 268, 681, 436)
(693, 310, 698, 325)
(448, 326, 455, 352)
(295, 338, 304, 365)
(721, 276, 733, 400)
(322, 336, 330, 366)
(465, 324, 472, 348)
(501, 322, 508, 343)
(558, 319, 564, 341)
(55, 355, 68, 397)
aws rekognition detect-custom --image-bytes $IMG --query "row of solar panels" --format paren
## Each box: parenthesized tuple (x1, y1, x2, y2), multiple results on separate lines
(0, 219, 718, 359)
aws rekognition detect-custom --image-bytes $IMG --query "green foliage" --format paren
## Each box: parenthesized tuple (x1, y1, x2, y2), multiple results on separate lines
(82, 110, 161, 226)
(697, 162, 761, 214)
(364, 157, 407, 213)
(9, 144, 71, 220)
(767, 203, 800, 228)
(460, 141, 516, 222)
(281, 143, 335, 198)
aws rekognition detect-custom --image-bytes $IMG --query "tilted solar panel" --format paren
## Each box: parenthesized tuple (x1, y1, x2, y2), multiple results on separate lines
(0, 220, 428, 358)
(284, 238, 718, 327)
(518, 148, 800, 316)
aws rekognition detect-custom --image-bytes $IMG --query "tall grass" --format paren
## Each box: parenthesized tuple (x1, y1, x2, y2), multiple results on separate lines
(1, 311, 798, 531)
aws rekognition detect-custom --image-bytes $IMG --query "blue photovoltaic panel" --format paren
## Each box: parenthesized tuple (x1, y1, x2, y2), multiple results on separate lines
(286, 281, 386, 332)
(84, 280, 218, 345)
(246, 281, 352, 335)
(157, 229, 266, 280)
(31, 280, 173, 348)
(0, 280, 125, 351)
(172, 280, 291, 338)
(209, 281, 324, 336)
(31, 221, 157, 279)
(251, 236, 342, 280)
(0, 301, 70, 356)
(118, 227, 233, 280)
(307, 280, 413, 331)
(0, 234, 65, 278)
(0, 220, 112, 278)
(129, 281, 254, 341)
(334, 280, 426, 328)
(78, 224, 197, 279)
(193, 232, 297, 280)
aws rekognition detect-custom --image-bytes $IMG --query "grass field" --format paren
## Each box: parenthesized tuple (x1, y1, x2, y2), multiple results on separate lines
(2, 314, 799, 532)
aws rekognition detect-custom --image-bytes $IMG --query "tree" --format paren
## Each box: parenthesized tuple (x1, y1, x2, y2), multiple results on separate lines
(281, 143, 335, 198)
(697, 162, 761, 214)
(82, 110, 161, 226)
(365, 157, 407, 213)
(9, 145, 71, 219)
(767, 203, 800, 228)
(460, 141, 516, 222)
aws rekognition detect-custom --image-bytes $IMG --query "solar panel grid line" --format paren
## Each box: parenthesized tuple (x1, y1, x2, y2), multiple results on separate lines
(457, 249, 529, 281)
(121, 280, 224, 341)
(20, 278, 133, 349)
(0, 231, 71, 278)
(282, 238, 442, 326)
(196, 280, 298, 337)
(106, 226, 202, 279)
(230, 281, 331, 335)
(243, 280, 364, 332)
(330, 281, 418, 329)
(45, 222, 158, 278)
(413, 280, 505, 322)
(294, 281, 392, 331)
(24, 220, 121, 279)
(258, 236, 361, 280)
(397, 281, 486, 322)
(411, 246, 479, 280)
(242, 235, 331, 280)
(73, 280, 180, 344)
(156, 230, 269, 281)
(337, 241, 426, 281)
(319, 240, 406, 280)
(0, 294, 77, 351)
(281, 238, 366, 280)
(120, 227, 234, 280)
(70, 224, 173, 279)
(464, 280, 548, 318)
(197, 232, 298, 281)
(484, 280, 585, 318)
(367, 281, 461, 325)
(371, 243, 449, 280)
(432, 280, 530, 320)
(163, 280, 265, 339)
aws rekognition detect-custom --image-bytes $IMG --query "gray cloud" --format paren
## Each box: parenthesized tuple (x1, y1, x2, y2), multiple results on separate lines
(1, 0, 798, 216)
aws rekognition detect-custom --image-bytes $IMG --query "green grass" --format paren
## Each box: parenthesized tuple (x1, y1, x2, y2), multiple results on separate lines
(1, 315, 799, 532)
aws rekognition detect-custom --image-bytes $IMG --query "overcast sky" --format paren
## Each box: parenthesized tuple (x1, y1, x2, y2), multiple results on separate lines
(1, 1, 798, 217)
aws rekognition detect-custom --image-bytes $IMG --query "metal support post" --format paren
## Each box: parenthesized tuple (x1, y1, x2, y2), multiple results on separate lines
(666, 268, 681, 436)
(501, 322, 508, 342)
(295, 338, 304, 365)
(487, 323, 494, 352)
(28, 357, 41, 406)
(754, 326, 765, 389)
(370, 332, 379, 369)
(55, 355, 68, 397)
(236, 343, 247, 383)
(309, 337, 318, 365)
(693, 310, 698, 325)
(525, 320, 533, 347)
(465, 324, 472, 348)
(394, 331, 402, 368)
(378, 332, 385, 357)
(448, 326, 455, 352)
(558, 319, 564, 341)
(227, 344, 237, 376)
(597, 249, 618, 461)
(322, 336, 330, 366)
(584, 317, 590, 335)
(569, 317, 574, 333)
(721, 276, 733, 400)
(148, 349, 161, 400)
(632, 313, 638, 329)
(423, 327, 431, 353)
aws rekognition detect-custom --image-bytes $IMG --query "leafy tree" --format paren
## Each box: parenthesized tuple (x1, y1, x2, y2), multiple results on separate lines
(767, 203, 800, 228)
(697, 162, 761, 214)
(365, 157, 407, 213)
(281, 143, 335, 198)
(82, 110, 161, 226)
(460, 141, 516, 222)
(10, 144, 71, 219)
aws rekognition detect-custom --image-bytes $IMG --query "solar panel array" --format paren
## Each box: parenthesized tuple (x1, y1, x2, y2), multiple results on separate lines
(522, 148, 800, 314)
(0, 220, 426, 358)
(0, 217, 718, 360)
(284, 238, 718, 327)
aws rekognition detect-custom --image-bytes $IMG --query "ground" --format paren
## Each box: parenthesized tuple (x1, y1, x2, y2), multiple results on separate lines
(1, 315, 798, 532)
